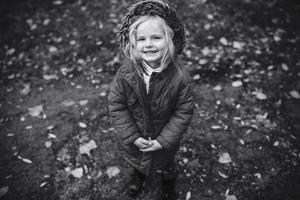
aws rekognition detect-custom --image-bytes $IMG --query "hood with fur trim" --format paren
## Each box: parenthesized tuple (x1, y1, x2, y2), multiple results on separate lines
(117, 0, 185, 56)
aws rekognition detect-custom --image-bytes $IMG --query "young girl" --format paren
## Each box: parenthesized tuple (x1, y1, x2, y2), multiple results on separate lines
(108, 0, 194, 199)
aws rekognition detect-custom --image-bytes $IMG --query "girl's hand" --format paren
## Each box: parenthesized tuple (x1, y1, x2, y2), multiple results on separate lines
(134, 137, 153, 149)
(140, 140, 162, 152)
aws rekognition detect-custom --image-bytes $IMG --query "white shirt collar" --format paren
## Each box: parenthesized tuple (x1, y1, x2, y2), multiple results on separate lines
(142, 61, 164, 75)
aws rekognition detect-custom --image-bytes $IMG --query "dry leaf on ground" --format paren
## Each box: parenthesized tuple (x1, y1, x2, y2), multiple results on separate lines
(71, 167, 83, 178)
(28, 105, 43, 117)
(106, 166, 120, 178)
(0, 186, 9, 198)
(218, 152, 232, 164)
(79, 140, 97, 157)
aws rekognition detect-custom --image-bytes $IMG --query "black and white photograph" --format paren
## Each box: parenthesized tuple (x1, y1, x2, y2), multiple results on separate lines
(0, 0, 299, 199)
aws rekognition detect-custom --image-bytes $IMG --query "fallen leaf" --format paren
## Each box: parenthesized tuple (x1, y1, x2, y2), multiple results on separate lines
(25, 125, 32, 129)
(100, 91, 107, 96)
(255, 92, 267, 100)
(43, 74, 59, 80)
(218, 152, 232, 164)
(18, 156, 33, 164)
(49, 46, 58, 53)
(79, 100, 88, 105)
(79, 122, 87, 128)
(211, 125, 222, 130)
(28, 105, 43, 117)
(186, 191, 191, 200)
(193, 74, 200, 80)
(213, 85, 222, 91)
(183, 158, 189, 164)
(199, 59, 208, 65)
(218, 171, 229, 178)
(60, 67, 72, 76)
(108, 127, 115, 131)
(0, 186, 9, 198)
(226, 194, 237, 200)
(273, 141, 279, 146)
(22, 158, 33, 164)
(96, 41, 103, 45)
(40, 182, 47, 187)
(219, 37, 228, 45)
(77, 59, 85, 65)
(53, 36, 63, 43)
(204, 23, 210, 30)
(185, 49, 192, 58)
(48, 133, 57, 139)
(79, 140, 97, 157)
(65, 167, 71, 172)
(289, 90, 300, 99)
(47, 125, 55, 130)
(45, 141, 52, 148)
(30, 24, 37, 30)
(53, 0, 63, 5)
(181, 146, 188, 152)
(7, 133, 15, 137)
(281, 63, 289, 71)
(207, 14, 214, 20)
(232, 80, 243, 87)
(7, 73, 15, 80)
(201, 47, 210, 56)
(71, 167, 83, 178)
(43, 19, 50, 25)
(254, 173, 261, 179)
(239, 139, 245, 145)
(274, 35, 281, 42)
(62, 99, 76, 107)
(7, 48, 15, 55)
(20, 83, 31, 95)
(225, 189, 238, 200)
(267, 65, 274, 70)
(70, 40, 77, 45)
(233, 41, 245, 49)
(106, 166, 120, 178)
(92, 170, 103, 179)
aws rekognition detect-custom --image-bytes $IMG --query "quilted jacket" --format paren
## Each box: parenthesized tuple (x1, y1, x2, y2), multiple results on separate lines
(108, 61, 194, 175)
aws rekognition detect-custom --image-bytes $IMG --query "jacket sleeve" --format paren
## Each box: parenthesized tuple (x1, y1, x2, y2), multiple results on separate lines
(156, 73, 194, 149)
(108, 70, 141, 145)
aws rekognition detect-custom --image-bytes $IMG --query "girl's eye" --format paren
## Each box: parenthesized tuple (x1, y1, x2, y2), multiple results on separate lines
(137, 38, 145, 41)
(153, 36, 161, 40)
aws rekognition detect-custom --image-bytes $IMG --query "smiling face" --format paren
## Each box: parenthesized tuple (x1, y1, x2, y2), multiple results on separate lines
(135, 18, 168, 69)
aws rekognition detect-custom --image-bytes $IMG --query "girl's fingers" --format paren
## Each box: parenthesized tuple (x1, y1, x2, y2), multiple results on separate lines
(140, 147, 152, 152)
(141, 141, 153, 147)
(140, 149, 150, 152)
(140, 145, 159, 152)
(139, 144, 149, 149)
(141, 141, 150, 145)
(138, 139, 156, 151)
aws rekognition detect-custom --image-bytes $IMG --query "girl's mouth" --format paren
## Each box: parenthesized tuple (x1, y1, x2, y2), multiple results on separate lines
(144, 51, 158, 55)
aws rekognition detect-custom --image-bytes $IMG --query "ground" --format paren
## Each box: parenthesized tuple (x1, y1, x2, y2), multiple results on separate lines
(0, 0, 300, 200)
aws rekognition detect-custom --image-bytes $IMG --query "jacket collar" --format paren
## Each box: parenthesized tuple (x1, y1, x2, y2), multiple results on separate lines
(120, 62, 147, 108)
(121, 61, 175, 84)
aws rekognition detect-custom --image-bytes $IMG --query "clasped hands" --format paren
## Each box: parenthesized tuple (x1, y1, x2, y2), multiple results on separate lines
(133, 137, 162, 152)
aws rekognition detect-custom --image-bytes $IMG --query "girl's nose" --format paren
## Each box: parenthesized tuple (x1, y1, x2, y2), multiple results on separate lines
(145, 39, 153, 47)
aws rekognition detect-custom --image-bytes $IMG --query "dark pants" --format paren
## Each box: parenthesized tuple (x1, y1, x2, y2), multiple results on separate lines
(131, 160, 177, 197)
(160, 160, 177, 180)
(134, 160, 177, 180)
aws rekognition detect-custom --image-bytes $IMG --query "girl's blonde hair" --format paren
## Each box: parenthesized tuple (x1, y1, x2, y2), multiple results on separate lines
(123, 15, 175, 77)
